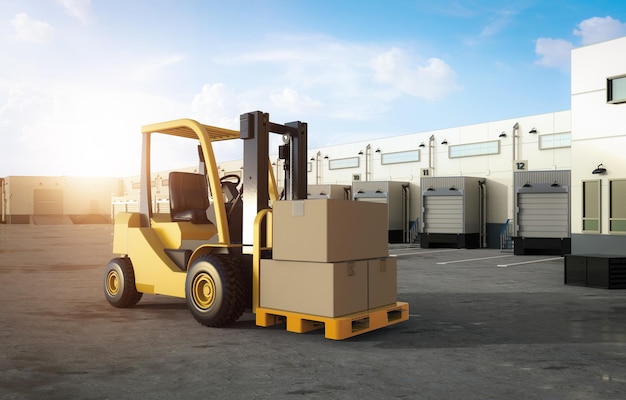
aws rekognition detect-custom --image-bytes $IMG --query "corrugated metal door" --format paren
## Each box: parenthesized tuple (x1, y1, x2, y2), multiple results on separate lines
(424, 196, 463, 233)
(517, 193, 569, 237)
(34, 189, 63, 215)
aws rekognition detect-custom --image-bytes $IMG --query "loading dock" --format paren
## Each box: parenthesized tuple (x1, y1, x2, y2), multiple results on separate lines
(513, 170, 571, 255)
(419, 176, 486, 249)
(352, 181, 410, 243)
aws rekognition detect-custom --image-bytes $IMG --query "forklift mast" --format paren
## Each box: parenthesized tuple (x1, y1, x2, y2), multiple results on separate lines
(240, 111, 307, 251)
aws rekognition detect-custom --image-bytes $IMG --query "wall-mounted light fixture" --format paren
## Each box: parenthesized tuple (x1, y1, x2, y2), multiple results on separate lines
(523, 181, 532, 188)
(592, 164, 607, 174)
(449, 186, 457, 191)
(427, 186, 435, 191)
(310, 157, 314, 161)
(441, 139, 448, 145)
(324, 155, 329, 159)
(375, 148, 381, 153)
(499, 131, 507, 138)
(551, 181, 559, 187)
(529, 128, 538, 134)
(358, 150, 364, 155)
(419, 142, 426, 148)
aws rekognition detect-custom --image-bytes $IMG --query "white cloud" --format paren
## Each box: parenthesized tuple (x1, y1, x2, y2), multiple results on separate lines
(270, 88, 323, 114)
(223, 35, 372, 96)
(479, 9, 516, 38)
(191, 83, 244, 130)
(220, 35, 460, 113)
(57, 0, 93, 25)
(128, 53, 186, 82)
(573, 16, 626, 46)
(534, 38, 573, 71)
(0, 80, 189, 177)
(534, 16, 626, 71)
(371, 48, 460, 100)
(10, 13, 53, 43)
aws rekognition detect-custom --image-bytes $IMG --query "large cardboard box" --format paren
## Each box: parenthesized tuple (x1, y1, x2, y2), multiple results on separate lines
(260, 259, 368, 317)
(272, 199, 388, 262)
(368, 257, 397, 309)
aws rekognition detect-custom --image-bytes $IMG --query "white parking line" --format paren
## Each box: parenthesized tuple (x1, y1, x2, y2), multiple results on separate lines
(497, 257, 562, 268)
(390, 248, 464, 257)
(436, 255, 512, 265)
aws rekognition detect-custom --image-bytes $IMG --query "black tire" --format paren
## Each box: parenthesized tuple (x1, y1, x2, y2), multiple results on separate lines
(104, 257, 143, 308)
(185, 254, 244, 327)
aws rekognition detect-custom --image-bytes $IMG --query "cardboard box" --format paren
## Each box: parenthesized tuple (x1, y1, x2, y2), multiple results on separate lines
(260, 259, 368, 317)
(272, 199, 388, 263)
(368, 257, 397, 309)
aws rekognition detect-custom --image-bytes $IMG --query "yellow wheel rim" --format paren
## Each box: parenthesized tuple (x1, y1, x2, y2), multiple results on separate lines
(106, 270, 120, 296)
(192, 272, 216, 309)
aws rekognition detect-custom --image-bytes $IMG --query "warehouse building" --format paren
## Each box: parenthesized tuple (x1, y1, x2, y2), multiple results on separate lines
(2, 36, 625, 257)
(0, 176, 120, 225)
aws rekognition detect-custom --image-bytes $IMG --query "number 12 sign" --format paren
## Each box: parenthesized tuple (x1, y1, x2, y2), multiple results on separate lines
(513, 160, 528, 171)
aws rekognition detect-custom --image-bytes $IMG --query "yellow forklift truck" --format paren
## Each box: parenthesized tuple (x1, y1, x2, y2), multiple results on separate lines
(104, 111, 408, 339)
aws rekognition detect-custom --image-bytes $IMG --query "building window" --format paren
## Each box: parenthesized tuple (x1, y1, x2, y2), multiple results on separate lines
(582, 180, 601, 232)
(607, 75, 626, 104)
(539, 132, 571, 150)
(610, 179, 626, 233)
(449, 140, 500, 159)
(381, 149, 420, 165)
(328, 157, 359, 170)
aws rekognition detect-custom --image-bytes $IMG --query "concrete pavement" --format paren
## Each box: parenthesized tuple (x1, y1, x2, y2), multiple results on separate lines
(1, 224, 625, 399)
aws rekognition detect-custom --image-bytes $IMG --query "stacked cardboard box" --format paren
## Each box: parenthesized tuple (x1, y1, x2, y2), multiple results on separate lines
(260, 199, 398, 317)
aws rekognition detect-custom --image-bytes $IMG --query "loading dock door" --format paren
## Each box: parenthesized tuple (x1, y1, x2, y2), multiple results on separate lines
(34, 189, 63, 215)
(517, 192, 569, 237)
(423, 196, 463, 233)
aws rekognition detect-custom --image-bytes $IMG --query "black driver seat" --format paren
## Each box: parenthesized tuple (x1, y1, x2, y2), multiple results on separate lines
(168, 172, 210, 224)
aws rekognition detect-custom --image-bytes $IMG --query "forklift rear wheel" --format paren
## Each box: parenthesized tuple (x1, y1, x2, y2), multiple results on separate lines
(185, 254, 244, 327)
(104, 258, 143, 308)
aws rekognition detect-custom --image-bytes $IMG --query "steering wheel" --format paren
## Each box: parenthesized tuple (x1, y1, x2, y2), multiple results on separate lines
(220, 174, 241, 187)
(219, 174, 241, 205)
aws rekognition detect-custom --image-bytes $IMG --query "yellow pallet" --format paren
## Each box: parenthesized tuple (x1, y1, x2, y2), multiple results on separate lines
(255, 301, 409, 340)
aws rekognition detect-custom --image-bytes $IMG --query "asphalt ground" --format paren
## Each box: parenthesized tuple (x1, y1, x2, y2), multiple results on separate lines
(1, 224, 626, 400)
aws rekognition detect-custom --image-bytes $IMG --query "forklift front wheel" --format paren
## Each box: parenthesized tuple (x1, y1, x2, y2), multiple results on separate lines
(185, 254, 244, 327)
(103, 258, 143, 308)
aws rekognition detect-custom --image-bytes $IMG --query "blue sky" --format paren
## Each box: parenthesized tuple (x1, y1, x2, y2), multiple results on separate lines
(1, 0, 626, 177)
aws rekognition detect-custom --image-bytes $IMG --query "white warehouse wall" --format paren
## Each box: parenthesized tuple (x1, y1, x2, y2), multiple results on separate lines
(570, 36, 626, 254)
(299, 111, 571, 228)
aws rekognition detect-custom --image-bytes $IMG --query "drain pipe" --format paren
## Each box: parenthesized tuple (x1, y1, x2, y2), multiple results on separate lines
(314, 151, 321, 184)
(428, 135, 435, 170)
(478, 179, 487, 248)
(0, 178, 5, 224)
(512, 122, 519, 161)
(402, 183, 410, 243)
(511, 122, 519, 239)
(365, 144, 371, 181)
